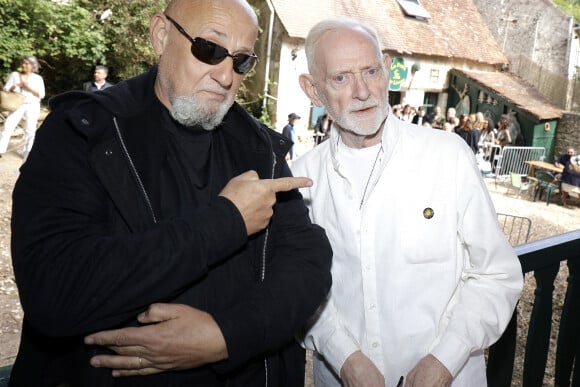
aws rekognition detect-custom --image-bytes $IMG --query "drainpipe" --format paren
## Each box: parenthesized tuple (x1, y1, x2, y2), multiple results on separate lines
(262, 0, 275, 114)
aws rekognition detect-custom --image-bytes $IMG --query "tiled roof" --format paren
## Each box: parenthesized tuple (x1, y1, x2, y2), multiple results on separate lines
(453, 69, 562, 120)
(270, 0, 508, 65)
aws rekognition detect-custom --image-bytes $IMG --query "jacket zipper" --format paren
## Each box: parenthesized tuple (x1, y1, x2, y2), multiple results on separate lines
(114, 116, 276, 385)
(260, 150, 277, 387)
(112, 116, 157, 224)
(261, 151, 276, 281)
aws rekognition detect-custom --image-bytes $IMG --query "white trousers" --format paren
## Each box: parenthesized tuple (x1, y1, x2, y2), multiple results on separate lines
(0, 102, 41, 155)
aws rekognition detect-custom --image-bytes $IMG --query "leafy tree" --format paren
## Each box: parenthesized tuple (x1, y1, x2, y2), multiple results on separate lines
(0, 0, 262, 120)
(553, 0, 580, 22)
(75, 0, 168, 81)
(0, 0, 108, 97)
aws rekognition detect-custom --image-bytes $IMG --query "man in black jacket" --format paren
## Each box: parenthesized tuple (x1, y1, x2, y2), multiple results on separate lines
(82, 65, 114, 92)
(8, 0, 332, 386)
(411, 105, 432, 127)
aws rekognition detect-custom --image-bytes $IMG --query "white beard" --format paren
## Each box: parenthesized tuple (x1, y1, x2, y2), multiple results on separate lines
(319, 93, 387, 137)
(171, 95, 233, 131)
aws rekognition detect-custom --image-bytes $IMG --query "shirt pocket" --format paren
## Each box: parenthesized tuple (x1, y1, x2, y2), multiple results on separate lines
(398, 201, 455, 265)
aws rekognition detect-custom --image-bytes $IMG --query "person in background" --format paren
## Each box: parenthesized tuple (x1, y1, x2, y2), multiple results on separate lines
(455, 117, 479, 154)
(293, 17, 523, 387)
(392, 105, 402, 119)
(473, 111, 486, 131)
(282, 112, 300, 160)
(442, 121, 454, 132)
(0, 55, 45, 160)
(83, 65, 114, 92)
(479, 119, 497, 161)
(446, 106, 456, 124)
(401, 104, 413, 122)
(429, 105, 445, 129)
(495, 114, 512, 148)
(555, 147, 580, 207)
(8, 1, 332, 386)
(411, 105, 432, 127)
(314, 111, 332, 145)
(450, 116, 460, 132)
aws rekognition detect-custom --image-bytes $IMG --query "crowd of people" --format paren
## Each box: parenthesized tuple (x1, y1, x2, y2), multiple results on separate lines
(391, 103, 514, 156)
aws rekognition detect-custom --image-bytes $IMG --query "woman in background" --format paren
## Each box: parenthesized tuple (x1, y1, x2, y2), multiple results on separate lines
(479, 119, 496, 161)
(0, 55, 45, 160)
(495, 114, 512, 148)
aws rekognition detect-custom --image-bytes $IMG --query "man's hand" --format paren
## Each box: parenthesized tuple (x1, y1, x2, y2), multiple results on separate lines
(405, 354, 452, 387)
(84, 304, 227, 377)
(339, 351, 385, 387)
(219, 170, 312, 235)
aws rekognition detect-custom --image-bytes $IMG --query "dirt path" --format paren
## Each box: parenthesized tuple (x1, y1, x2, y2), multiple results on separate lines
(0, 151, 23, 367)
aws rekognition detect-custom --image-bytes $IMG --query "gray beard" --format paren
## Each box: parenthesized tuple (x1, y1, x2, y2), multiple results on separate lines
(171, 96, 232, 131)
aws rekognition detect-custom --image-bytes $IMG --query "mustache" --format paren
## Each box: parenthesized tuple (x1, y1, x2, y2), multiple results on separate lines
(347, 99, 378, 112)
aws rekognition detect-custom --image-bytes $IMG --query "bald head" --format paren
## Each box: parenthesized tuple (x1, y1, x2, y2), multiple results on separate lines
(152, 0, 258, 129)
(299, 18, 390, 147)
(165, 0, 258, 30)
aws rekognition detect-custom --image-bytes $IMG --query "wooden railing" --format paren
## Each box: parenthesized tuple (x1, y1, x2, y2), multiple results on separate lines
(487, 229, 580, 386)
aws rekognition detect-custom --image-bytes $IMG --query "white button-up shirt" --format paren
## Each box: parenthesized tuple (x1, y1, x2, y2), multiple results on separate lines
(292, 109, 523, 386)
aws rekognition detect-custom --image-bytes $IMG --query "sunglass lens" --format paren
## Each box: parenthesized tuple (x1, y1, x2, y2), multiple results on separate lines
(191, 38, 227, 65)
(233, 55, 257, 74)
(191, 37, 257, 75)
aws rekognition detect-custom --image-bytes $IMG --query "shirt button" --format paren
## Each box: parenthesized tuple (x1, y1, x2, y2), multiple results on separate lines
(369, 303, 376, 309)
(372, 342, 379, 348)
(81, 118, 90, 125)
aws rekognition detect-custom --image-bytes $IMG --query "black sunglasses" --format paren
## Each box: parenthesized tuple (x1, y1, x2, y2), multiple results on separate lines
(165, 14, 258, 75)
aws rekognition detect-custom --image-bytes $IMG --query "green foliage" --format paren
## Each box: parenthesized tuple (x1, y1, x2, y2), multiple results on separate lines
(553, 0, 580, 22)
(75, 0, 168, 80)
(0, 0, 108, 97)
(0, 0, 168, 99)
(0, 0, 260, 117)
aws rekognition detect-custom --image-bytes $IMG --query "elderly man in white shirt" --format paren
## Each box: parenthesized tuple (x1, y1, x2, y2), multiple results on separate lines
(292, 18, 523, 387)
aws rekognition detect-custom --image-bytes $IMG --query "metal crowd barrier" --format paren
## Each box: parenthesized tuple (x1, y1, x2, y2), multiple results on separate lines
(494, 146, 546, 187)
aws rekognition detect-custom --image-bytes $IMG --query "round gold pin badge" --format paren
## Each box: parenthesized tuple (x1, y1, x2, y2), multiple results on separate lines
(423, 207, 434, 219)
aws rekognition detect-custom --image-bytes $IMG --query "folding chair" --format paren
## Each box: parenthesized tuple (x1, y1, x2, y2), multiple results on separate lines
(533, 170, 560, 206)
(507, 172, 531, 198)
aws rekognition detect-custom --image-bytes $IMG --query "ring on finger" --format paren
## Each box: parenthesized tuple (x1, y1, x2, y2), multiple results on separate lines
(138, 357, 143, 369)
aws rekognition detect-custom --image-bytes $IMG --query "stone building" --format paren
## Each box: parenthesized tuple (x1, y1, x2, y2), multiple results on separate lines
(472, 0, 580, 111)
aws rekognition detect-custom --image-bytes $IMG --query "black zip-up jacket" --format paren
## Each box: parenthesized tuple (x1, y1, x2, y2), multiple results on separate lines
(9, 66, 332, 386)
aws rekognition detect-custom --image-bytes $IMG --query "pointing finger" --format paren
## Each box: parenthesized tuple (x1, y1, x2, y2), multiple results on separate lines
(268, 176, 313, 193)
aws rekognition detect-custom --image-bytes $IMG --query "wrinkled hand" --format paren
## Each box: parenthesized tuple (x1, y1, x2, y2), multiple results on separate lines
(340, 351, 385, 387)
(219, 170, 312, 235)
(405, 354, 452, 387)
(84, 304, 227, 377)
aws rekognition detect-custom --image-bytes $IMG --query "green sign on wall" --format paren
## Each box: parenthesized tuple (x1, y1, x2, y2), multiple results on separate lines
(389, 57, 408, 91)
